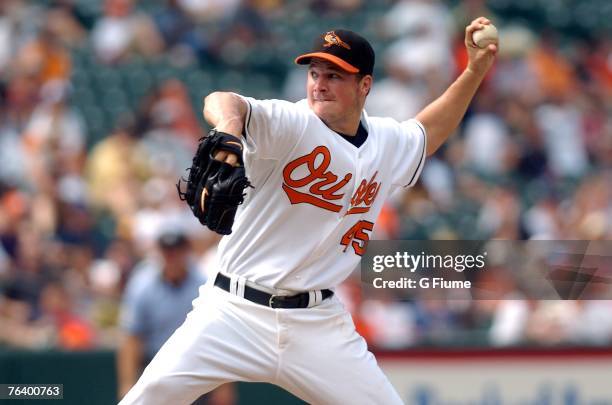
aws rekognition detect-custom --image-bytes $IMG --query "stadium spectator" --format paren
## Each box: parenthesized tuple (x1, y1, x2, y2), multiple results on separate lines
(117, 231, 205, 396)
(91, 0, 163, 64)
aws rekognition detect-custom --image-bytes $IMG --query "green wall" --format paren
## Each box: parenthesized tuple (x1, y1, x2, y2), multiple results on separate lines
(0, 349, 305, 405)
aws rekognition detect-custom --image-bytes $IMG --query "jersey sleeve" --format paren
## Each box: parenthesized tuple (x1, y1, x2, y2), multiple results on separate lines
(391, 118, 427, 187)
(240, 96, 308, 160)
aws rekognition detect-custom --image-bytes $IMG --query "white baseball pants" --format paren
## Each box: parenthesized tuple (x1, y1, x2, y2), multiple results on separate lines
(119, 280, 403, 405)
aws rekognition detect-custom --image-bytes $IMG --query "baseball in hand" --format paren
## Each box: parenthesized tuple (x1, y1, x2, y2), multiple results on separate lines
(472, 24, 498, 48)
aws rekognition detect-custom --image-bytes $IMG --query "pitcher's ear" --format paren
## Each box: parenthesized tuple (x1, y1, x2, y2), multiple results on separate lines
(360, 75, 372, 97)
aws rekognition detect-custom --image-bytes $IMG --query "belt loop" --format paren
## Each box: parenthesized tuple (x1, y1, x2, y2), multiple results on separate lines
(236, 277, 246, 298)
(307, 290, 323, 308)
(307, 291, 316, 308)
(229, 275, 239, 296)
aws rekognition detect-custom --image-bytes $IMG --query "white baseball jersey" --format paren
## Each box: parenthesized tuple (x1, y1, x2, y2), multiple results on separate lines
(120, 95, 425, 405)
(216, 96, 426, 291)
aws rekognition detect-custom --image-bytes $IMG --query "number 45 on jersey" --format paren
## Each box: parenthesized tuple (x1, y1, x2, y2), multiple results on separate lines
(341, 220, 374, 256)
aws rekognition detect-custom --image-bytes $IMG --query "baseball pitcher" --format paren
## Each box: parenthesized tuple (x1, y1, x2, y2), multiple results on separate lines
(120, 17, 498, 405)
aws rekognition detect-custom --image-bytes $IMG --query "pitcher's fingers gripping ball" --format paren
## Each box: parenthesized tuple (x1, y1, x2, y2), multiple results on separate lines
(177, 129, 252, 235)
(464, 17, 498, 77)
(466, 17, 498, 50)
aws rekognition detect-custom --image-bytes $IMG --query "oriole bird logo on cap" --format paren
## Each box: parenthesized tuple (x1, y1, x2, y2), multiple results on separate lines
(323, 31, 351, 50)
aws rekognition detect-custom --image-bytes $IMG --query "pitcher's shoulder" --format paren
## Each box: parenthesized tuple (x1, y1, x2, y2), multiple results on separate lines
(365, 115, 406, 134)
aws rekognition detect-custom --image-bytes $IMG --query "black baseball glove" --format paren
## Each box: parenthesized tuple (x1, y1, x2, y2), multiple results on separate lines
(177, 129, 252, 235)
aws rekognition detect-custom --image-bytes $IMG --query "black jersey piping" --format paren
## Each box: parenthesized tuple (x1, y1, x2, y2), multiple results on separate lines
(404, 122, 426, 188)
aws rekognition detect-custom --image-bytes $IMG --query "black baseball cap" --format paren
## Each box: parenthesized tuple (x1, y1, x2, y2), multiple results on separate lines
(295, 29, 375, 75)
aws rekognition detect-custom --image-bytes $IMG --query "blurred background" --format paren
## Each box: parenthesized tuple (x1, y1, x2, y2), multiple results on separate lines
(0, 0, 610, 403)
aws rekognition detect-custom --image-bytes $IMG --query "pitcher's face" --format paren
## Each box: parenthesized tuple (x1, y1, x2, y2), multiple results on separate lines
(307, 59, 368, 131)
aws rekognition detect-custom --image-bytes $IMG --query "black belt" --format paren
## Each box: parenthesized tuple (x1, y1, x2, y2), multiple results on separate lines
(214, 273, 333, 309)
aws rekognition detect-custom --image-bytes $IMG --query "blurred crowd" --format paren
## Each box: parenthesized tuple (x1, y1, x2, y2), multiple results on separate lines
(0, 0, 611, 355)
